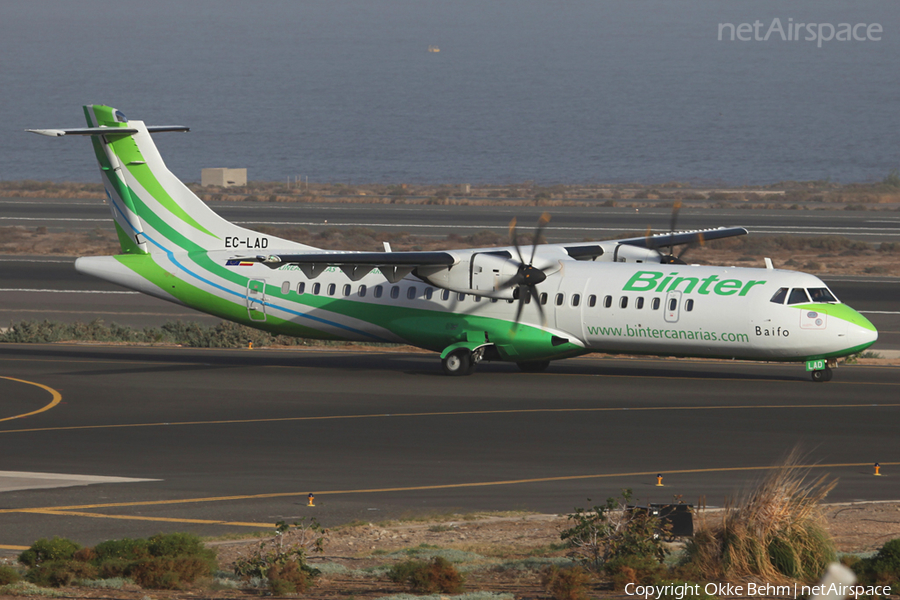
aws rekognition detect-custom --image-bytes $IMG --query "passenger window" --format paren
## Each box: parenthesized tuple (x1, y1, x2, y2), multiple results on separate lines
(373, 285, 383, 298)
(651, 297, 660, 310)
(359, 284, 367, 297)
(407, 287, 417, 299)
(540, 292, 548, 305)
(281, 281, 290, 295)
(327, 283, 336, 296)
(523, 294, 531, 304)
(620, 296, 628, 309)
(788, 288, 810, 305)
(491, 298, 498, 303)
(441, 289, 450, 301)
(556, 293, 564, 306)
(636, 297, 644, 309)
(808, 287, 837, 303)
(424, 287, 433, 300)
(604, 295, 612, 308)
(770, 287, 788, 304)
(457, 292, 466, 301)
(669, 298, 677, 311)
(685, 299, 694, 311)
(343, 284, 351, 297)
(588, 294, 597, 307)
(391, 286, 400, 299)
(297, 282, 306, 295)
(312, 282, 321, 295)
(572, 293, 580, 307)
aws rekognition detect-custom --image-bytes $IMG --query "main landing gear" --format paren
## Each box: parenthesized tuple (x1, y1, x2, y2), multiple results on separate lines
(442, 347, 486, 376)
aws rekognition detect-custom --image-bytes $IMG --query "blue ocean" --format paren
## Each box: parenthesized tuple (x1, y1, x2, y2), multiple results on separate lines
(2, 0, 898, 185)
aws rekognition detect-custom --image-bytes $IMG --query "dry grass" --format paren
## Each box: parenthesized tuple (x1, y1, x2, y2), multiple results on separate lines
(686, 450, 837, 583)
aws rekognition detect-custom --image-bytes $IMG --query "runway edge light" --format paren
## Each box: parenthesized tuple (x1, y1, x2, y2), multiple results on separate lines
(308, 493, 315, 507)
(656, 474, 664, 487)
(874, 463, 882, 476)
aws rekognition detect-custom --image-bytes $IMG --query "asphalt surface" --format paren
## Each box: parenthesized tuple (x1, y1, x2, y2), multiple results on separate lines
(4, 197, 900, 243)
(0, 344, 898, 549)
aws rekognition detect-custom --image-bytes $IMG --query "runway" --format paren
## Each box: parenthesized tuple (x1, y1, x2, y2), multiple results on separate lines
(1, 344, 898, 549)
(4, 197, 900, 243)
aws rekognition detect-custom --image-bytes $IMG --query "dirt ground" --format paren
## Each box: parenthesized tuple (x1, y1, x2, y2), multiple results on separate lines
(3, 503, 897, 599)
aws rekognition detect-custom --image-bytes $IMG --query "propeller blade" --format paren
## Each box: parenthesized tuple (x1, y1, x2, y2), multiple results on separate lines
(509, 287, 526, 332)
(529, 212, 551, 264)
(530, 286, 547, 327)
(509, 217, 525, 264)
(669, 201, 682, 234)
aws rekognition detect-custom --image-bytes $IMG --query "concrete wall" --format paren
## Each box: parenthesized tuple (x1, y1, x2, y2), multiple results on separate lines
(201, 168, 247, 187)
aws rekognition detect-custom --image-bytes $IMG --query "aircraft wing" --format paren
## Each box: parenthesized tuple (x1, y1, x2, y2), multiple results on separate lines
(235, 251, 457, 283)
(617, 226, 748, 249)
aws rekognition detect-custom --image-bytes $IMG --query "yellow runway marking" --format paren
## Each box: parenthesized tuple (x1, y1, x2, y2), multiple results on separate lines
(2, 402, 900, 435)
(3, 461, 897, 527)
(0, 544, 29, 551)
(0, 376, 62, 422)
(16, 509, 273, 528)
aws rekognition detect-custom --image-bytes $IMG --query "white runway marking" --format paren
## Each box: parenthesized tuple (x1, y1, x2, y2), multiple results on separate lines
(0, 471, 159, 493)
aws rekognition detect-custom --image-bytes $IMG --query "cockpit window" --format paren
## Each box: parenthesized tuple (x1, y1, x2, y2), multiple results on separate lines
(787, 288, 811, 305)
(114, 110, 128, 123)
(770, 287, 788, 305)
(808, 287, 838, 303)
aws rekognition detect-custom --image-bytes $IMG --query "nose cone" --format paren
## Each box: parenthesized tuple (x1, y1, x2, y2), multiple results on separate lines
(843, 306, 878, 353)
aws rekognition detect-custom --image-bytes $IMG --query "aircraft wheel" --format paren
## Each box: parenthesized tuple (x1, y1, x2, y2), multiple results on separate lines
(811, 368, 829, 383)
(517, 360, 551, 373)
(442, 349, 473, 376)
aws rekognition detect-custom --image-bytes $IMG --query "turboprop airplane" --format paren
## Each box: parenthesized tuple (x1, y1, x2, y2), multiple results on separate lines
(28, 105, 878, 381)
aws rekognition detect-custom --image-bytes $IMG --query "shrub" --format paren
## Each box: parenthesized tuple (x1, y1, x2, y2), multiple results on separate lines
(683, 450, 836, 582)
(19, 538, 82, 567)
(851, 538, 900, 594)
(605, 554, 667, 589)
(541, 564, 592, 600)
(93, 538, 150, 562)
(26, 560, 98, 587)
(560, 489, 670, 572)
(233, 519, 324, 586)
(267, 559, 316, 594)
(129, 556, 210, 590)
(0, 565, 21, 585)
(387, 556, 465, 594)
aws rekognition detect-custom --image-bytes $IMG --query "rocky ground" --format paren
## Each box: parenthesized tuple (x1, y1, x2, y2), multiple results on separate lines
(2, 503, 897, 599)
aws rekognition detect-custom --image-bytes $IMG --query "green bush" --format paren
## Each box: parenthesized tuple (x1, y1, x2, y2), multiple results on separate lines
(26, 560, 98, 587)
(541, 565, 592, 600)
(19, 538, 82, 567)
(93, 538, 150, 562)
(852, 538, 900, 594)
(0, 565, 21, 585)
(387, 556, 465, 594)
(129, 556, 211, 590)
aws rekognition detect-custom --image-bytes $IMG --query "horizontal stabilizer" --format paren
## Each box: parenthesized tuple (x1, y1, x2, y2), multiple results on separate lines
(26, 126, 188, 137)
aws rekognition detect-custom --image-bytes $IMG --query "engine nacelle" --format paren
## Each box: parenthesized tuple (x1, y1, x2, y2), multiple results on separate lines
(416, 251, 521, 299)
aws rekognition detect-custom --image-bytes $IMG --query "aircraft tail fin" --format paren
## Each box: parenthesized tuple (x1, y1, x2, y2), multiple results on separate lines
(29, 105, 312, 256)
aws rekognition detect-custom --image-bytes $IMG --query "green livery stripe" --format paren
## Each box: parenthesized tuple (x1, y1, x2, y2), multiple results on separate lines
(103, 135, 218, 240)
(796, 303, 876, 332)
(113, 222, 145, 255)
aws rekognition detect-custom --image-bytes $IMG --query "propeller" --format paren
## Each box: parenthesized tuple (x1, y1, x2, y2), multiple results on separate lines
(647, 201, 692, 264)
(500, 213, 554, 330)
